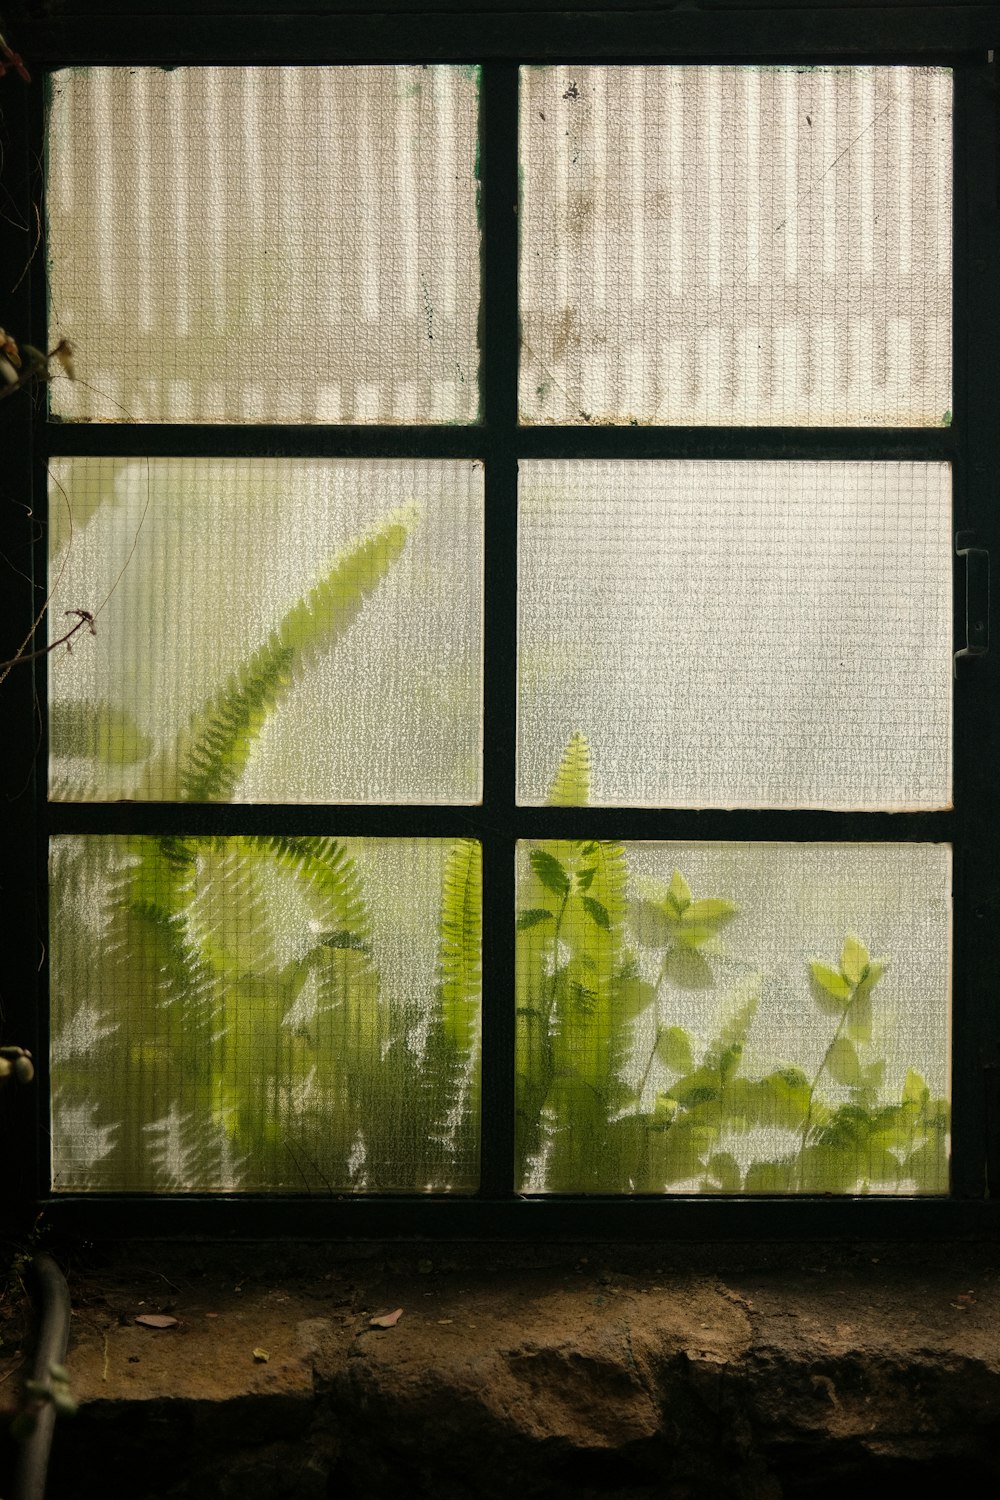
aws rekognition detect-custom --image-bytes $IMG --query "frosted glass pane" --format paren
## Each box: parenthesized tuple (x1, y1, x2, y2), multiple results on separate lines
(516, 840, 950, 1195)
(520, 66, 952, 426)
(50, 835, 481, 1192)
(48, 458, 483, 803)
(47, 67, 480, 423)
(517, 460, 952, 810)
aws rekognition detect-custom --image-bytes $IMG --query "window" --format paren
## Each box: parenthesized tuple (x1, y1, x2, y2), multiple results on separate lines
(3, 3, 998, 1237)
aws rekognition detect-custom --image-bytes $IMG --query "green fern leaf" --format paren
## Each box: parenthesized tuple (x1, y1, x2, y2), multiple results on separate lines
(545, 730, 590, 806)
(437, 838, 482, 1057)
(146, 506, 416, 801)
(237, 835, 370, 942)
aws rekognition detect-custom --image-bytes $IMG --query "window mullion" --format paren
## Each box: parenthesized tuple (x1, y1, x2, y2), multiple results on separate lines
(949, 59, 1000, 1198)
(478, 62, 520, 1196)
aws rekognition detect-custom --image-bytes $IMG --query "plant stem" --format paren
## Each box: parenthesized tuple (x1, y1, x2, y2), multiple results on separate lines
(0, 609, 94, 669)
(635, 946, 677, 1104)
(794, 985, 858, 1189)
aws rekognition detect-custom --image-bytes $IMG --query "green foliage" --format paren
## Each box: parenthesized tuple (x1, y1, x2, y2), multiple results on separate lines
(545, 729, 590, 806)
(49, 500, 482, 1193)
(160, 506, 415, 801)
(513, 735, 950, 1197)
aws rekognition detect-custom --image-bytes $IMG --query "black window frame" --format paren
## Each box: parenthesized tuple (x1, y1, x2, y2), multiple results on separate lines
(3, 1, 999, 1240)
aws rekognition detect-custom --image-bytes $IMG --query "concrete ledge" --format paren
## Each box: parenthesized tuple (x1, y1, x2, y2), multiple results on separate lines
(3, 1241, 999, 1498)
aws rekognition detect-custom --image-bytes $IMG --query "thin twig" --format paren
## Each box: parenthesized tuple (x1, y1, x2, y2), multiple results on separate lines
(10, 200, 42, 293)
(0, 608, 95, 670)
(0, 29, 31, 83)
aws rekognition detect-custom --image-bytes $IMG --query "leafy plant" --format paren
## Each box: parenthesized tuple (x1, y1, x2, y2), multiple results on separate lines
(515, 731, 950, 1195)
(49, 501, 482, 1193)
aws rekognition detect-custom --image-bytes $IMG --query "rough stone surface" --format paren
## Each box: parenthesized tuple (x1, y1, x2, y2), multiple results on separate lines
(2, 1242, 1000, 1498)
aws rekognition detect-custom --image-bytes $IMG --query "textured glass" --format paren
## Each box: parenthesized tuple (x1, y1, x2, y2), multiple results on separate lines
(516, 840, 950, 1195)
(48, 458, 483, 803)
(47, 67, 481, 423)
(517, 460, 952, 810)
(520, 66, 952, 426)
(50, 835, 482, 1192)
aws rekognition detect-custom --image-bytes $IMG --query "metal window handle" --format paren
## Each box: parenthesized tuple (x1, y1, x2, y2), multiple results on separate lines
(956, 532, 990, 670)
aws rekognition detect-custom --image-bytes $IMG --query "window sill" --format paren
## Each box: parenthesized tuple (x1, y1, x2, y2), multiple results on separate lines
(4, 1239, 999, 1497)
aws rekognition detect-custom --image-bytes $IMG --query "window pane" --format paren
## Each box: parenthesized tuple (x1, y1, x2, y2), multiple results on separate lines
(48, 458, 483, 804)
(516, 840, 950, 1195)
(47, 67, 481, 423)
(519, 66, 952, 426)
(517, 460, 952, 810)
(50, 835, 481, 1192)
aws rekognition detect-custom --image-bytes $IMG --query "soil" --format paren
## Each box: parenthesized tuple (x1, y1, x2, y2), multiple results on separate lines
(2, 1239, 1000, 1498)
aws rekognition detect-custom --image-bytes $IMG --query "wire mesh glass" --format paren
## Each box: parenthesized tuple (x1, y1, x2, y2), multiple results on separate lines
(516, 839, 950, 1195)
(50, 834, 482, 1193)
(47, 66, 481, 423)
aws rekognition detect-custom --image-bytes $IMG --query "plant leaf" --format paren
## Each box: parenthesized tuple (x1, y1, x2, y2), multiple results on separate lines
(902, 1069, 929, 1107)
(369, 1308, 403, 1329)
(661, 946, 715, 990)
(707, 1151, 742, 1193)
(840, 934, 870, 986)
(656, 1026, 694, 1074)
(744, 1158, 795, 1194)
(437, 838, 482, 1055)
(679, 899, 737, 928)
(674, 923, 719, 950)
(581, 896, 610, 930)
(529, 848, 570, 897)
(826, 1037, 862, 1086)
(845, 992, 873, 1043)
(855, 958, 887, 998)
(545, 730, 590, 807)
(809, 961, 852, 1003)
(667, 869, 692, 914)
(617, 976, 656, 1019)
(153, 505, 416, 801)
(517, 907, 555, 930)
(630, 898, 675, 949)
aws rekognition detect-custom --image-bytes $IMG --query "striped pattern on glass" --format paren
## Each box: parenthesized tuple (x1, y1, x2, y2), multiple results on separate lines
(516, 840, 950, 1195)
(517, 460, 952, 810)
(46, 67, 481, 423)
(50, 835, 482, 1193)
(48, 459, 484, 804)
(519, 67, 952, 427)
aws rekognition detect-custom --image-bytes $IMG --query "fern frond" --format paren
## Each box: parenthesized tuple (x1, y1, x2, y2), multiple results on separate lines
(545, 730, 590, 807)
(238, 834, 370, 942)
(146, 505, 416, 801)
(437, 838, 482, 1056)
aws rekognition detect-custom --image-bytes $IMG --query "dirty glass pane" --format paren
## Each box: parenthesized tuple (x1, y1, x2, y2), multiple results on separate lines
(48, 458, 483, 804)
(47, 67, 481, 423)
(50, 835, 482, 1193)
(516, 840, 950, 1195)
(519, 66, 952, 426)
(517, 460, 952, 810)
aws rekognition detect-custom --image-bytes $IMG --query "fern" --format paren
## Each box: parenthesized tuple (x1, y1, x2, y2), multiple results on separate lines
(144, 505, 416, 801)
(237, 835, 370, 943)
(545, 729, 590, 806)
(437, 838, 482, 1056)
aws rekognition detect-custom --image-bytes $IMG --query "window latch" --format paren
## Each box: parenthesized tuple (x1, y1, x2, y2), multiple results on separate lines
(955, 531, 990, 671)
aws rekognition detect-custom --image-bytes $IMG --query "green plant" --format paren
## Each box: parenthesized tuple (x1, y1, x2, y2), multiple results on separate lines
(49, 502, 482, 1192)
(514, 731, 950, 1195)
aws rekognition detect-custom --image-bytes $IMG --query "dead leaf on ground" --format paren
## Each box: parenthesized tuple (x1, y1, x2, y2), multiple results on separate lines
(135, 1314, 179, 1330)
(369, 1308, 403, 1329)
